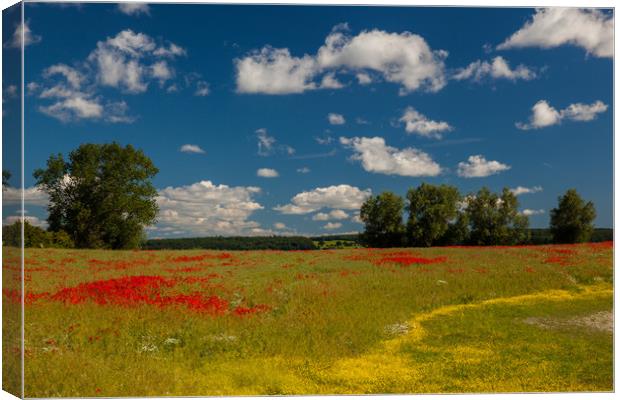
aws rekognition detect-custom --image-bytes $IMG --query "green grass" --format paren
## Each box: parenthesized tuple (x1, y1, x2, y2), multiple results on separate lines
(2, 242, 613, 396)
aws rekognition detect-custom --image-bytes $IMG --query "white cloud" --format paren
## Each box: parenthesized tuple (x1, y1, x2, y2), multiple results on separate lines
(561, 100, 609, 121)
(39, 97, 133, 123)
(235, 25, 447, 95)
(328, 113, 346, 125)
(35, 30, 186, 123)
(153, 43, 187, 58)
(179, 144, 205, 154)
(521, 209, 545, 216)
(235, 47, 318, 94)
(5, 22, 41, 48)
(256, 128, 276, 156)
(297, 167, 311, 174)
(273, 222, 287, 230)
(3, 186, 49, 206)
(312, 209, 349, 221)
(320, 73, 344, 89)
(155, 180, 264, 236)
(516, 99, 608, 130)
(194, 81, 210, 96)
(275, 184, 371, 215)
(257, 168, 279, 178)
(43, 64, 83, 89)
(312, 213, 330, 221)
(39, 96, 102, 121)
(399, 107, 452, 139)
(151, 60, 173, 83)
(510, 185, 543, 196)
(340, 136, 442, 177)
(255, 128, 294, 156)
(323, 222, 343, 230)
(457, 155, 511, 178)
(118, 3, 151, 16)
(356, 72, 372, 85)
(317, 26, 448, 94)
(315, 135, 334, 145)
(453, 56, 536, 82)
(498, 8, 613, 58)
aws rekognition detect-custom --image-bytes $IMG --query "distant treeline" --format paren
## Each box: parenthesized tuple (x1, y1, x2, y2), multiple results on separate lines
(528, 228, 612, 245)
(143, 236, 316, 251)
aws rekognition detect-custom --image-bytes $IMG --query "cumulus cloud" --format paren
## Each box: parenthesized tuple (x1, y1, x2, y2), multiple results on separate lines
(3, 186, 49, 206)
(457, 155, 511, 178)
(317, 26, 448, 95)
(399, 107, 452, 139)
(453, 56, 536, 82)
(297, 167, 311, 174)
(323, 222, 342, 230)
(235, 47, 318, 94)
(312, 209, 349, 221)
(274, 184, 371, 215)
(118, 3, 150, 16)
(510, 185, 543, 196)
(235, 24, 448, 95)
(521, 209, 545, 216)
(328, 113, 346, 125)
(179, 144, 205, 154)
(516, 99, 608, 130)
(498, 8, 613, 58)
(320, 73, 344, 89)
(257, 168, 279, 178)
(340, 136, 442, 177)
(34, 29, 186, 123)
(4, 22, 41, 48)
(155, 180, 264, 236)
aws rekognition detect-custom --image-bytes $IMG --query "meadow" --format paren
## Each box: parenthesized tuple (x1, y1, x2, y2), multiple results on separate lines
(2, 242, 613, 396)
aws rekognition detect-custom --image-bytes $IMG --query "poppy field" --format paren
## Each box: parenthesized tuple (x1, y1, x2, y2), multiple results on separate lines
(2, 242, 613, 396)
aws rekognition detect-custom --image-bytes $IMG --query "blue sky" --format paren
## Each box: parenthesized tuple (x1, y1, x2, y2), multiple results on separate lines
(2, 4, 613, 237)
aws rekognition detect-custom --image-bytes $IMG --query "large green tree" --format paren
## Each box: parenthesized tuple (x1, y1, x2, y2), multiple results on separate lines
(466, 187, 529, 245)
(34, 143, 159, 249)
(406, 183, 461, 247)
(360, 192, 405, 247)
(549, 189, 596, 243)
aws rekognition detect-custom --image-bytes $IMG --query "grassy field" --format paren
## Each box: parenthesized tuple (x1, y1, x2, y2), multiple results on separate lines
(2, 242, 613, 396)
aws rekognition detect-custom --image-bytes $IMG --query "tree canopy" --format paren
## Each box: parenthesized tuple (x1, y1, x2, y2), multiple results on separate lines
(550, 189, 596, 243)
(33, 143, 159, 249)
(359, 191, 405, 247)
(466, 187, 529, 245)
(406, 183, 461, 247)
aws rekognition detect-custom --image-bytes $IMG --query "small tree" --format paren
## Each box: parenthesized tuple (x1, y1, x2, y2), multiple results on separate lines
(360, 192, 405, 247)
(34, 143, 159, 249)
(406, 183, 461, 247)
(466, 187, 529, 245)
(550, 189, 596, 243)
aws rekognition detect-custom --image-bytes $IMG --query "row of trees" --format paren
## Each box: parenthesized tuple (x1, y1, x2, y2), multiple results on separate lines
(2, 142, 600, 250)
(360, 183, 596, 247)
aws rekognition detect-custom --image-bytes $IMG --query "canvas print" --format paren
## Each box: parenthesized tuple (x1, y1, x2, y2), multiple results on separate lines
(1, 2, 614, 397)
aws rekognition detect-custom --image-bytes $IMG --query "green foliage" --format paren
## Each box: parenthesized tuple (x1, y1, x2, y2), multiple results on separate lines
(2, 169, 11, 188)
(406, 183, 461, 247)
(359, 192, 405, 247)
(33, 143, 159, 249)
(144, 236, 316, 250)
(465, 187, 529, 245)
(550, 189, 597, 243)
(2, 221, 74, 248)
